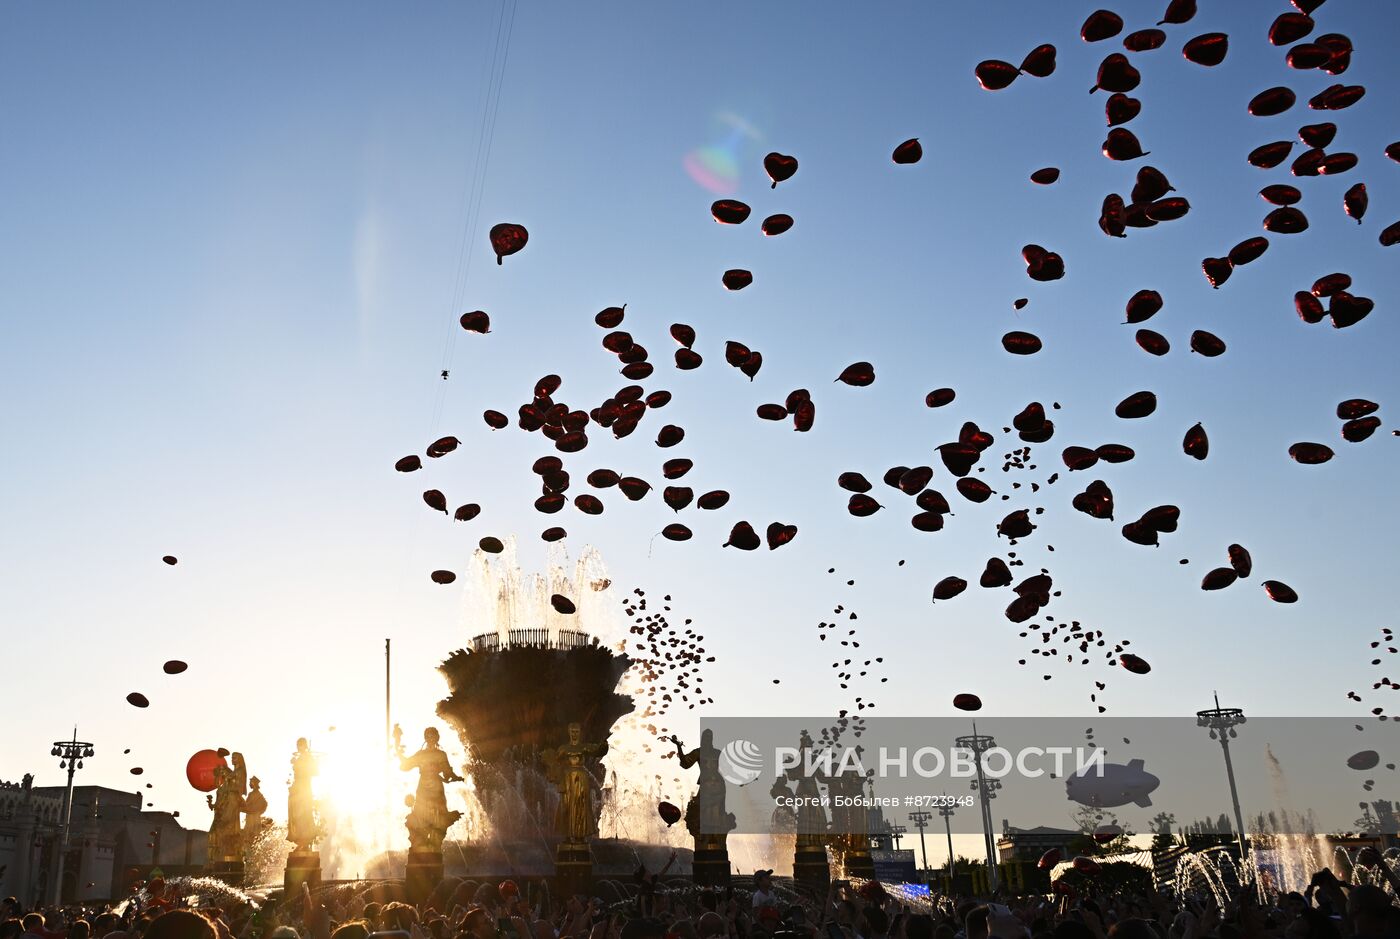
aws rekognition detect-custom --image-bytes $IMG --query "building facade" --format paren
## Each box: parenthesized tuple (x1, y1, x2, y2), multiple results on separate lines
(0, 775, 208, 904)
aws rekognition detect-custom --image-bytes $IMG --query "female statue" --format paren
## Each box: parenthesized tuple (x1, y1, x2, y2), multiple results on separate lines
(287, 738, 319, 853)
(547, 722, 606, 843)
(207, 751, 246, 861)
(397, 725, 463, 852)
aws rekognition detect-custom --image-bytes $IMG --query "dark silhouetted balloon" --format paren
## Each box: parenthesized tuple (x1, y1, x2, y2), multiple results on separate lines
(422, 490, 448, 514)
(489, 223, 527, 265)
(1228, 237, 1269, 266)
(1201, 257, 1232, 289)
(595, 305, 626, 328)
(658, 801, 682, 826)
(1249, 141, 1294, 168)
(721, 269, 752, 291)
(724, 521, 761, 551)
(761, 214, 793, 236)
(848, 494, 882, 517)
(892, 138, 923, 164)
(1030, 167, 1061, 185)
(1115, 391, 1157, 419)
(1190, 331, 1226, 357)
(1344, 184, 1367, 223)
(1264, 207, 1309, 234)
(1228, 544, 1253, 578)
(766, 522, 798, 550)
(1309, 84, 1365, 111)
(697, 490, 730, 510)
(764, 152, 798, 188)
(1348, 751, 1380, 771)
(1287, 43, 1331, 69)
(953, 692, 982, 711)
(1124, 289, 1163, 325)
(1270, 13, 1314, 46)
(1260, 184, 1301, 205)
(1263, 580, 1298, 603)
(1296, 291, 1326, 324)
(927, 388, 956, 408)
(454, 504, 481, 523)
(1123, 29, 1166, 52)
(1103, 128, 1147, 161)
(1248, 87, 1296, 117)
(1342, 418, 1381, 442)
(396, 455, 423, 473)
(1337, 399, 1378, 420)
(541, 527, 566, 542)
(976, 60, 1019, 91)
(711, 200, 751, 225)
(1092, 54, 1140, 94)
(1003, 331, 1042, 355)
(127, 692, 149, 708)
(1382, 221, 1400, 248)
(479, 536, 505, 553)
(618, 477, 652, 501)
(1183, 423, 1209, 460)
(431, 570, 457, 585)
(162, 555, 178, 566)
(757, 403, 788, 421)
(1119, 653, 1151, 674)
(1021, 44, 1057, 77)
(1135, 329, 1169, 356)
(837, 362, 876, 387)
(661, 524, 692, 542)
(1183, 32, 1228, 66)
(1105, 94, 1140, 126)
(1289, 442, 1333, 464)
(163, 660, 187, 675)
(1096, 443, 1136, 463)
(1202, 568, 1238, 590)
(1082, 9, 1124, 42)
(1039, 848, 1064, 869)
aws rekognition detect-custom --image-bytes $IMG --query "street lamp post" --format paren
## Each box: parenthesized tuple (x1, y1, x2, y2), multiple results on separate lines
(956, 727, 1001, 893)
(1196, 694, 1250, 877)
(909, 810, 933, 878)
(50, 730, 96, 905)
(888, 823, 907, 850)
(939, 798, 957, 889)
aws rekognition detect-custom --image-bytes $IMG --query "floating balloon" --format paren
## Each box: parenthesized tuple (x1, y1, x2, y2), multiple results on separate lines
(761, 214, 793, 236)
(1030, 167, 1060, 185)
(1190, 331, 1226, 357)
(1248, 87, 1296, 117)
(550, 594, 576, 615)
(724, 521, 761, 550)
(848, 494, 882, 517)
(1103, 128, 1147, 161)
(1289, 442, 1334, 464)
(431, 570, 456, 584)
(1123, 29, 1166, 52)
(1202, 257, 1233, 288)
(953, 693, 982, 711)
(1270, 13, 1314, 46)
(1202, 568, 1237, 590)
(1263, 580, 1299, 603)
(711, 200, 751, 224)
(658, 801, 683, 826)
(127, 692, 149, 708)
(661, 523, 692, 542)
(1038, 848, 1063, 869)
(763, 152, 798, 188)
(976, 59, 1019, 91)
(1020, 44, 1057, 78)
(1248, 141, 1294, 168)
(1183, 423, 1209, 460)
(542, 527, 566, 542)
(395, 455, 423, 473)
(892, 139, 923, 164)
(1115, 391, 1157, 419)
(1228, 237, 1269, 266)
(595, 306, 626, 328)
(163, 660, 188, 675)
(697, 490, 730, 510)
(1125, 289, 1163, 323)
(1106, 94, 1141, 126)
(1348, 751, 1380, 771)
(721, 269, 753, 291)
(836, 362, 876, 387)
(186, 749, 223, 792)
(488, 223, 528, 265)
(926, 388, 956, 408)
(479, 536, 505, 553)
(1183, 33, 1228, 66)
(1002, 331, 1042, 355)
(766, 522, 798, 550)
(1082, 9, 1124, 43)
(1344, 184, 1367, 223)
(1091, 54, 1140, 94)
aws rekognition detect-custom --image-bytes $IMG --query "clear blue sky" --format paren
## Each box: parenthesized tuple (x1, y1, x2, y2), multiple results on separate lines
(2, 1, 1398, 831)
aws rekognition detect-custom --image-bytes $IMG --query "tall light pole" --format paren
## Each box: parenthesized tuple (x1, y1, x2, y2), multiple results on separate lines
(909, 810, 933, 878)
(50, 730, 95, 905)
(1196, 694, 1250, 877)
(939, 797, 957, 888)
(888, 823, 907, 850)
(956, 727, 1001, 892)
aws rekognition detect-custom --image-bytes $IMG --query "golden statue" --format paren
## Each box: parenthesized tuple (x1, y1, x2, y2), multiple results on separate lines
(241, 775, 268, 859)
(287, 738, 319, 853)
(206, 752, 247, 862)
(671, 730, 736, 850)
(787, 731, 829, 850)
(396, 725, 463, 853)
(545, 722, 607, 843)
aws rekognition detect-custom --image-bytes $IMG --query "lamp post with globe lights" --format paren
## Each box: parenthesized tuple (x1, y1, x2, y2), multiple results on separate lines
(909, 809, 932, 877)
(956, 728, 1001, 892)
(939, 797, 958, 888)
(50, 730, 95, 905)
(1196, 694, 1250, 877)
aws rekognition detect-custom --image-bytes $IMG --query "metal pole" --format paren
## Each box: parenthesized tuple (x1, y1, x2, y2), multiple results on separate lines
(910, 810, 932, 877)
(944, 809, 956, 885)
(385, 638, 392, 853)
(50, 729, 94, 906)
(1220, 736, 1249, 865)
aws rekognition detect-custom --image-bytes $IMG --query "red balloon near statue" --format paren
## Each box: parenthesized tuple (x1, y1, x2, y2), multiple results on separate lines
(186, 748, 224, 792)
